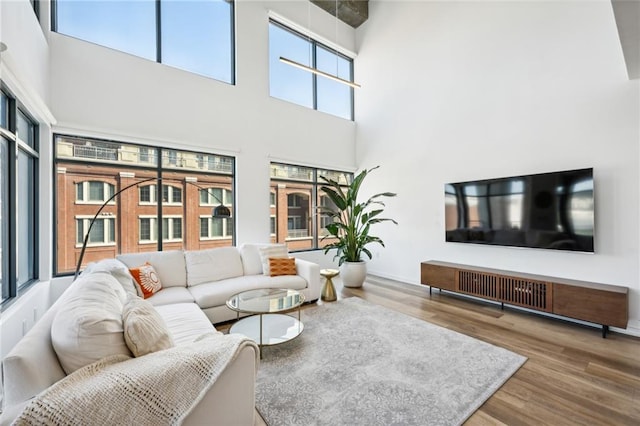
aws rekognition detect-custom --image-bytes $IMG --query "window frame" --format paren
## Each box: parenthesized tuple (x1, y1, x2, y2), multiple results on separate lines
(199, 215, 233, 240)
(270, 162, 353, 252)
(75, 181, 116, 204)
(30, 0, 39, 20)
(54, 134, 236, 276)
(51, 0, 236, 84)
(0, 85, 39, 306)
(76, 216, 116, 247)
(269, 19, 355, 121)
(199, 187, 232, 206)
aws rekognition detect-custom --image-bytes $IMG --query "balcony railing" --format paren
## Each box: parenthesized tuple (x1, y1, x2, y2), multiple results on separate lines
(73, 145, 118, 161)
(287, 228, 309, 238)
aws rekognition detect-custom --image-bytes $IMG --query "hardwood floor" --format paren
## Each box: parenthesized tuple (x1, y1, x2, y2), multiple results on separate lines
(225, 276, 640, 425)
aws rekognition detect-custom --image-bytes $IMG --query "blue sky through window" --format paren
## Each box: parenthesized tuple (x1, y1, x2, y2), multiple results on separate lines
(55, 0, 234, 83)
(56, 0, 157, 60)
(269, 21, 353, 120)
(161, 0, 233, 81)
(316, 46, 351, 119)
(269, 23, 313, 108)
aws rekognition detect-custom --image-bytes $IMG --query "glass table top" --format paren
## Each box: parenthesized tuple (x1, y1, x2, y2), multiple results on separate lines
(226, 288, 305, 314)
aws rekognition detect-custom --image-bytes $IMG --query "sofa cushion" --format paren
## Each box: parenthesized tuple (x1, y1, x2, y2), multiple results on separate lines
(154, 303, 218, 346)
(239, 243, 270, 275)
(188, 275, 307, 310)
(129, 262, 163, 299)
(82, 258, 140, 296)
(185, 247, 244, 286)
(269, 257, 297, 276)
(122, 294, 174, 357)
(117, 250, 187, 288)
(51, 273, 132, 375)
(258, 244, 288, 275)
(146, 287, 195, 306)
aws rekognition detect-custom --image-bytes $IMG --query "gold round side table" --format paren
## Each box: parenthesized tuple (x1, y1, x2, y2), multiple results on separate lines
(320, 269, 339, 302)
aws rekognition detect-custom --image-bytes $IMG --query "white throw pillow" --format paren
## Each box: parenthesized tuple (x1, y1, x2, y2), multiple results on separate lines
(122, 294, 174, 357)
(82, 258, 141, 296)
(258, 244, 289, 276)
(239, 243, 270, 275)
(51, 274, 132, 375)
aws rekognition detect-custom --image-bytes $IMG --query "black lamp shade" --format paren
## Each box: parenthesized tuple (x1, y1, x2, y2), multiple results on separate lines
(212, 204, 231, 218)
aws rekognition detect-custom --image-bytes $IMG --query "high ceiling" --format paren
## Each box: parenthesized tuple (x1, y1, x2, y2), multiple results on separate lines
(311, 0, 369, 28)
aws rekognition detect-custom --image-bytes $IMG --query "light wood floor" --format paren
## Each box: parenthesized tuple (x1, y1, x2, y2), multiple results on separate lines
(222, 276, 640, 426)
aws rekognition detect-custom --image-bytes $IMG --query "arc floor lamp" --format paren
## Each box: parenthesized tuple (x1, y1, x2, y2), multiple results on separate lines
(74, 176, 231, 279)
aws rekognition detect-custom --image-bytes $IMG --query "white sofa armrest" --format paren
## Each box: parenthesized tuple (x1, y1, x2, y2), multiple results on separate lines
(183, 342, 258, 425)
(295, 258, 320, 302)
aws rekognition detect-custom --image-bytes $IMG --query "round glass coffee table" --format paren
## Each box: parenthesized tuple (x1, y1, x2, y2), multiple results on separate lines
(226, 289, 305, 355)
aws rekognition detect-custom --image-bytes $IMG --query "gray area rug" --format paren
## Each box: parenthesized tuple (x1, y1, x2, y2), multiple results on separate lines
(256, 297, 526, 426)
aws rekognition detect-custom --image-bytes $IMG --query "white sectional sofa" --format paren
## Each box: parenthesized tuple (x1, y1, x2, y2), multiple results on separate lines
(116, 243, 321, 323)
(0, 244, 321, 425)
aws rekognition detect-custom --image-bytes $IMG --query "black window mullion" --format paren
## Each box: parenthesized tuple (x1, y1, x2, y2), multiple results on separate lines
(156, 148, 163, 251)
(312, 169, 318, 249)
(7, 97, 17, 298)
(50, 0, 57, 32)
(156, 0, 162, 63)
(350, 59, 355, 121)
(7, 138, 17, 299)
(29, 126, 39, 288)
(312, 42, 318, 111)
(229, 0, 236, 85)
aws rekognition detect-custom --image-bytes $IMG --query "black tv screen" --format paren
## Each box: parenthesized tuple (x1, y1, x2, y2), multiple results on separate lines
(445, 168, 594, 252)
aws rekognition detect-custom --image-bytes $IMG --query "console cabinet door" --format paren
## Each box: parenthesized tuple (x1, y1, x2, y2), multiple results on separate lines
(421, 263, 456, 291)
(553, 284, 628, 328)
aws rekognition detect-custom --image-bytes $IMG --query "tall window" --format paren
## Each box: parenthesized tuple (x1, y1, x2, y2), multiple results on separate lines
(139, 184, 181, 204)
(270, 162, 352, 252)
(269, 20, 354, 120)
(1, 88, 39, 303)
(200, 217, 233, 239)
(55, 134, 235, 275)
(76, 217, 116, 245)
(139, 217, 182, 242)
(76, 181, 115, 203)
(53, 0, 235, 83)
(199, 187, 232, 206)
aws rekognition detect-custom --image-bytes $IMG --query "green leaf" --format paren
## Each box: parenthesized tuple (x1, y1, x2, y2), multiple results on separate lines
(317, 165, 396, 265)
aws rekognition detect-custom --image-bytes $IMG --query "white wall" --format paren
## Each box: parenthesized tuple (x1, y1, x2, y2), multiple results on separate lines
(0, 0, 55, 359)
(49, 0, 357, 245)
(355, 0, 640, 334)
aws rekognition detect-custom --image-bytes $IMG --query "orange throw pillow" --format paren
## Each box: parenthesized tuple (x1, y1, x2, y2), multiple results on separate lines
(269, 257, 297, 277)
(129, 262, 162, 299)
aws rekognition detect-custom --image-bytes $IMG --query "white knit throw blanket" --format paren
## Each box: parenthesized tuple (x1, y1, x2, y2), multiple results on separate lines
(13, 333, 258, 426)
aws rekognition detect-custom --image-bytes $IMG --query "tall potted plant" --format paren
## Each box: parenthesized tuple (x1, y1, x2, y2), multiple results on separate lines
(319, 166, 397, 288)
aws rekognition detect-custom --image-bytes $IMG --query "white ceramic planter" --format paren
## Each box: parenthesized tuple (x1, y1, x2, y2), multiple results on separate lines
(340, 261, 367, 288)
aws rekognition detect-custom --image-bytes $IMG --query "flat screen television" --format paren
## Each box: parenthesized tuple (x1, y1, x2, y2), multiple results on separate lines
(445, 168, 594, 252)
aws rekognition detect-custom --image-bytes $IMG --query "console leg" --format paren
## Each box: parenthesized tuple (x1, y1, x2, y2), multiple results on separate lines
(429, 286, 432, 295)
(602, 325, 609, 338)
(501, 302, 504, 310)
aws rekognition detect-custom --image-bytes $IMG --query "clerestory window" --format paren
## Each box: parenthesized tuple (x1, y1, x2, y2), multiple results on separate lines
(269, 20, 354, 120)
(53, 0, 235, 84)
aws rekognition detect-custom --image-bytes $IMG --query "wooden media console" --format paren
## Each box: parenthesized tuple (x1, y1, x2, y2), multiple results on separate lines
(420, 260, 628, 337)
